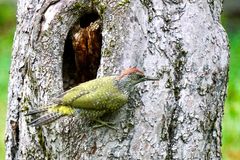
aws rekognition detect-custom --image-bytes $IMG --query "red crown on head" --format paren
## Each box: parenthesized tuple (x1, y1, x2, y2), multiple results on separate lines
(117, 67, 144, 80)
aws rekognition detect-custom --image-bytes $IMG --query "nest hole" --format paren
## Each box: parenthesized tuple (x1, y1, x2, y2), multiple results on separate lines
(63, 12, 102, 90)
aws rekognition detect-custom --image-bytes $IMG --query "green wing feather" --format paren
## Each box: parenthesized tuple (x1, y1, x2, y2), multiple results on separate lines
(56, 76, 128, 111)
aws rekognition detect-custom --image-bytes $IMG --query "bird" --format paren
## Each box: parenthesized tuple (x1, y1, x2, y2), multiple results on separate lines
(26, 67, 158, 128)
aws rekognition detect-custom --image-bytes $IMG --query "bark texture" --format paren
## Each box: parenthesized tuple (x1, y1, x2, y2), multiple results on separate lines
(6, 0, 229, 159)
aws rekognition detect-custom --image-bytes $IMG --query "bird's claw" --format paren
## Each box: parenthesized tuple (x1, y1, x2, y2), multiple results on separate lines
(93, 119, 117, 130)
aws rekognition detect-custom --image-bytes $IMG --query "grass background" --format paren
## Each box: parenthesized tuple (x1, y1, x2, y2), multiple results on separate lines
(0, 1, 239, 160)
(0, 2, 16, 159)
(222, 30, 240, 159)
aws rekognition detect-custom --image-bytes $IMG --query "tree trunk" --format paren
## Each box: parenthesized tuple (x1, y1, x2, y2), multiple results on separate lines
(6, 0, 229, 159)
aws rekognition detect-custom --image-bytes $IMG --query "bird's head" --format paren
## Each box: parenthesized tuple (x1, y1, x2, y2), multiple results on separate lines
(116, 67, 158, 93)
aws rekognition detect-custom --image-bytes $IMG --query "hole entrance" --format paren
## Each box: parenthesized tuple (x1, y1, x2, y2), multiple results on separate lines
(80, 12, 100, 28)
(63, 12, 102, 90)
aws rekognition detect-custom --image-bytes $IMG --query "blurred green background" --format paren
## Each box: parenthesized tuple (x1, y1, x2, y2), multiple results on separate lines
(0, 1, 239, 159)
(0, 1, 16, 159)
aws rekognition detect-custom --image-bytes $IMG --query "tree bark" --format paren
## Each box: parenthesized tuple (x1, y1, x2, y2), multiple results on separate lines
(6, 0, 229, 159)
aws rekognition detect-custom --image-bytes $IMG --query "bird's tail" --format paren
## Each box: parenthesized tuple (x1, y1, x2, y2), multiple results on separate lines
(25, 106, 49, 116)
(28, 112, 63, 126)
(26, 105, 75, 127)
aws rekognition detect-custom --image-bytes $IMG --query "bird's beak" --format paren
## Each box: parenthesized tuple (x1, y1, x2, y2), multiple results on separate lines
(133, 76, 159, 87)
(142, 76, 159, 82)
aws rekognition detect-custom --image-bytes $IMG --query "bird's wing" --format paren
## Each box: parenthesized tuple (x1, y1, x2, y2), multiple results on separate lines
(54, 84, 97, 105)
(54, 77, 116, 107)
(69, 81, 128, 110)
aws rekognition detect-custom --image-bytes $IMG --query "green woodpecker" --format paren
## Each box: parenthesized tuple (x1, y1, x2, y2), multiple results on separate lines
(26, 67, 158, 127)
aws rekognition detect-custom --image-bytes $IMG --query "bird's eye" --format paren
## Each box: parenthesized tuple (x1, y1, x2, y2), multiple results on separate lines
(133, 74, 144, 80)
